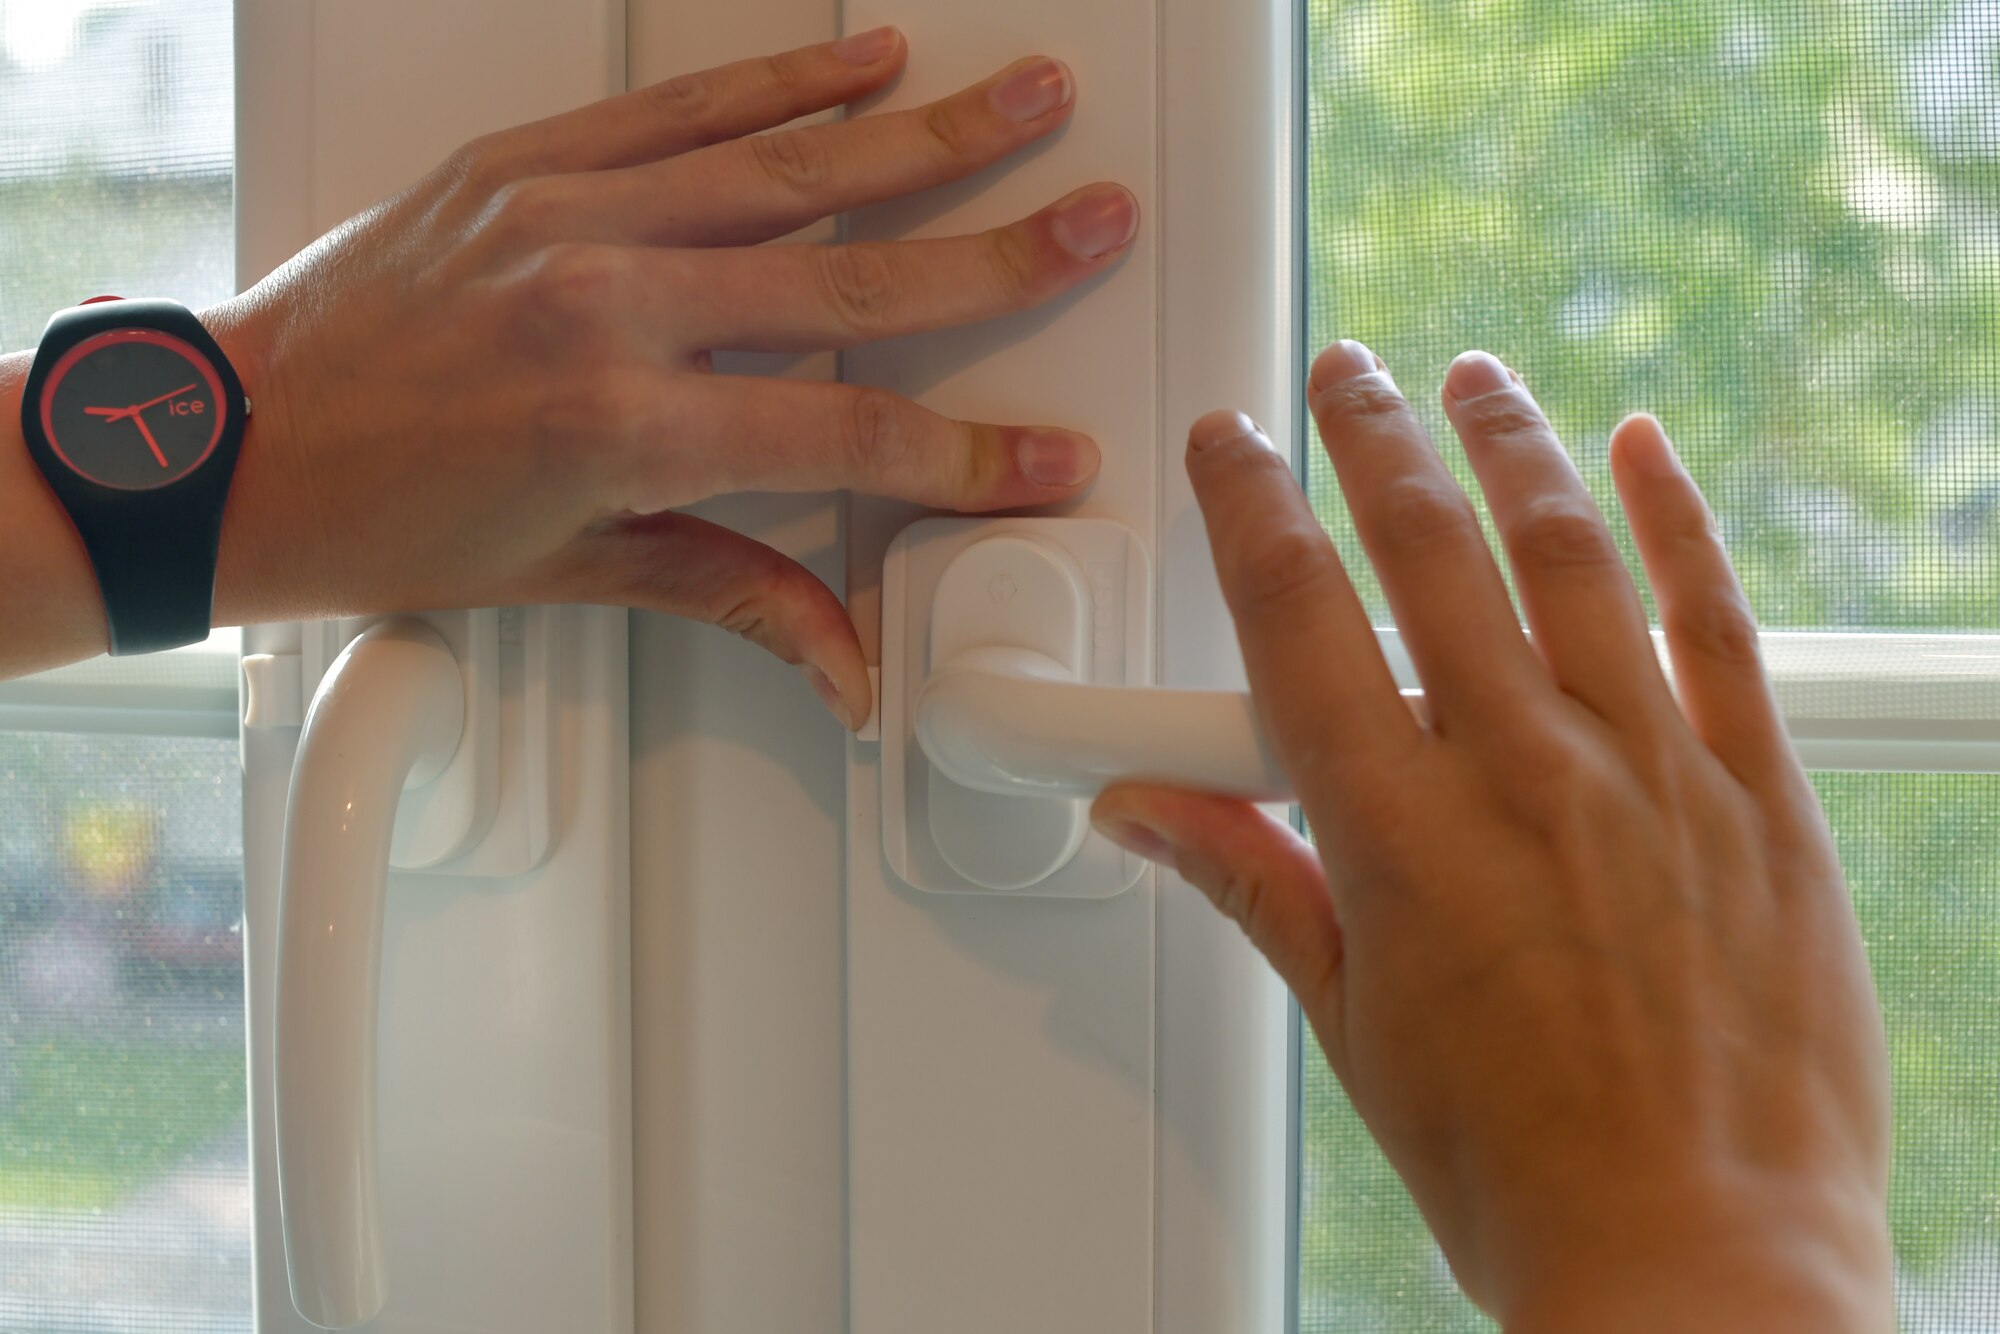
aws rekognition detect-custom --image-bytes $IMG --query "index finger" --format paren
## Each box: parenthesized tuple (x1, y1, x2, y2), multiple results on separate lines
(1186, 410, 1421, 804)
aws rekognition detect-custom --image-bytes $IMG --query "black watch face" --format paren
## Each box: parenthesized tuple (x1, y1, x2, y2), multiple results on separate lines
(37, 327, 228, 491)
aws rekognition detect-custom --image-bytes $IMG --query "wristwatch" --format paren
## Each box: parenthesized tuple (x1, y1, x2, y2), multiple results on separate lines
(20, 297, 250, 655)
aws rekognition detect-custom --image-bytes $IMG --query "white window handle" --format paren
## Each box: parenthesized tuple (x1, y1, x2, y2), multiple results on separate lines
(274, 619, 463, 1329)
(916, 646, 1288, 800)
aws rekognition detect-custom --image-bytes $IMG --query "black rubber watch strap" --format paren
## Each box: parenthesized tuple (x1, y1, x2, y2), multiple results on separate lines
(74, 491, 224, 655)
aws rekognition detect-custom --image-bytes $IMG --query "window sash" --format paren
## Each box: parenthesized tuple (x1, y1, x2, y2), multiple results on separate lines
(1369, 629, 2000, 773)
(4, 620, 1990, 764)
(0, 632, 238, 738)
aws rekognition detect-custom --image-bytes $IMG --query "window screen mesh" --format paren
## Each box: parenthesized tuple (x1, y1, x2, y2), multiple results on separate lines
(0, 2, 245, 1329)
(0, 735, 247, 1333)
(1299, 2, 2000, 1329)
(0, 0, 233, 351)
(1303, 0, 2000, 632)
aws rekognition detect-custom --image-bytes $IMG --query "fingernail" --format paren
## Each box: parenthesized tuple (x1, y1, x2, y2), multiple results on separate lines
(990, 57, 1072, 122)
(1017, 431, 1099, 487)
(1188, 408, 1267, 453)
(1309, 340, 1381, 394)
(1444, 350, 1513, 403)
(1625, 415, 1685, 479)
(802, 664, 855, 729)
(1050, 184, 1138, 260)
(833, 25, 899, 65)
(1092, 815, 1176, 866)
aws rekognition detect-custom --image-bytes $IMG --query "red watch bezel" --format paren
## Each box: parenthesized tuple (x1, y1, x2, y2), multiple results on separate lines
(37, 326, 230, 491)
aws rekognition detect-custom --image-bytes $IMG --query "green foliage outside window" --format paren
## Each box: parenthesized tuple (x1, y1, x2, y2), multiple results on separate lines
(1304, 0, 1999, 631)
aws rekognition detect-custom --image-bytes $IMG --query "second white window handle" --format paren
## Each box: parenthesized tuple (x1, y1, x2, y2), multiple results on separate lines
(275, 618, 463, 1329)
(916, 648, 1287, 801)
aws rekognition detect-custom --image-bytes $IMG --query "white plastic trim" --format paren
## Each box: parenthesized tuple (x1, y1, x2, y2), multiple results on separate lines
(1389, 629, 2000, 773)
(881, 516, 1154, 896)
(0, 631, 240, 737)
(1151, 1, 1306, 1329)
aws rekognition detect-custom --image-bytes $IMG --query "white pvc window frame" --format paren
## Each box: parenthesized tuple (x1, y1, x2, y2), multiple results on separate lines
(1363, 630, 2000, 774)
(0, 632, 240, 737)
(1151, 0, 1302, 1329)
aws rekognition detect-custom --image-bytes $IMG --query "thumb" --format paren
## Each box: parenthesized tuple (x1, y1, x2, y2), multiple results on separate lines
(1091, 784, 1344, 1016)
(541, 510, 871, 730)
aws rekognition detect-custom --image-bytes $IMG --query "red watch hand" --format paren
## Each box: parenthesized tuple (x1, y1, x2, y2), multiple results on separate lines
(85, 405, 136, 420)
(126, 382, 198, 415)
(128, 411, 170, 469)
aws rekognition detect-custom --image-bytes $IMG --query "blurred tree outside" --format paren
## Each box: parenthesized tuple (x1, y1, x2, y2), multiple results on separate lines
(0, 734, 245, 1211)
(1305, 0, 1999, 631)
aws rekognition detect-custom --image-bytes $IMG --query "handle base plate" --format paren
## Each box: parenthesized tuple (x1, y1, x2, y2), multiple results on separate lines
(881, 517, 1153, 897)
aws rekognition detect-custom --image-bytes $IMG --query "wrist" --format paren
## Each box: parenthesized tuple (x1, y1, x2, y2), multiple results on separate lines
(1498, 1175, 1894, 1334)
(0, 346, 110, 676)
(199, 288, 318, 628)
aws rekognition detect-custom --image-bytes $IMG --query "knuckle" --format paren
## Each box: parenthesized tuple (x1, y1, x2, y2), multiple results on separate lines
(984, 225, 1050, 303)
(1312, 378, 1413, 430)
(534, 366, 653, 453)
(921, 99, 977, 161)
(441, 134, 502, 191)
(760, 51, 807, 95)
(1662, 492, 1724, 548)
(519, 242, 627, 322)
(844, 387, 913, 475)
(485, 177, 567, 242)
(1233, 524, 1340, 614)
(441, 136, 490, 180)
(713, 554, 801, 641)
(1497, 721, 1610, 812)
(1373, 478, 1481, 557)
(1210, 864, 1272, 938)
(818, 244, 902, 332)
(749, 127, 834, 194)
(1507, 499, 1619, 572)
(1670, 593, 1765, 671)
(648, 71, 717, 126)
(441, 132, 529, 196)
(1460, 395, 1549, 447)
(713, 590, 770, 643)
(1193, 429, 1291, 481)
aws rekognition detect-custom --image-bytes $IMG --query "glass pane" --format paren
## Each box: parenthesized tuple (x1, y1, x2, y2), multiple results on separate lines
(1298, 773, 2000, 1330)
(0, 735, 248, 1333)
(1303, 0, 2000, 631)
(0, 0, 234, 350)
(0, 3, 245, 1330)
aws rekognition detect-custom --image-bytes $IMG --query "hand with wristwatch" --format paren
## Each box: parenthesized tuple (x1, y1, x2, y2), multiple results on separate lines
(1, 30, 1130, 732)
